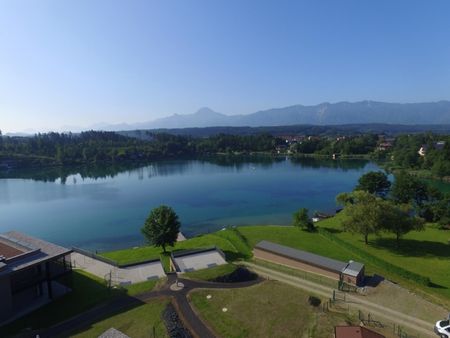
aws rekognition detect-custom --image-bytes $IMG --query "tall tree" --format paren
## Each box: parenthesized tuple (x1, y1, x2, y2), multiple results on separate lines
(355, 171, 391, 197)
(337, 191, 383, 244)
(380, 202, 424, 247)
(391, 171, 429, 206)
(292, 208, 314, 231)
(141, 205, 181, 253)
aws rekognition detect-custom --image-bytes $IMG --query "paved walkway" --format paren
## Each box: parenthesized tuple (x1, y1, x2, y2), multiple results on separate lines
(39, 273, 262, 338)
(242, 261, 437, 338)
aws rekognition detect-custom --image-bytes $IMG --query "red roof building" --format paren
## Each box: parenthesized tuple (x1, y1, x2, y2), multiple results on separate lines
(335, 326, 385, 338)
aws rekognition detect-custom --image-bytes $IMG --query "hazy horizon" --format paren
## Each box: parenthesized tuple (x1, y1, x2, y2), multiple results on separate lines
(1, 1, 450, 133)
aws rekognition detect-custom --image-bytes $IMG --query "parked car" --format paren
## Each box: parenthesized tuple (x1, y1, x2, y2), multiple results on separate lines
(435, 319, 450, 338)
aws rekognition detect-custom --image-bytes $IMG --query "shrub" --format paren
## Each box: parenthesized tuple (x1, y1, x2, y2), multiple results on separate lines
(308, 296, 321, 307)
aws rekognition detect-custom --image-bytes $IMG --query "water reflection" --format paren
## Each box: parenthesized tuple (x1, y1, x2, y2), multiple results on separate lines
(0, 156, 374, 251)
(0, 156, 368, 183)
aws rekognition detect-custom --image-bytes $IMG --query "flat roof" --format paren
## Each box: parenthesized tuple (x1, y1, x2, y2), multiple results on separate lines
(342, 261, 365, 277)
(0, 240, 27, 259)
(255, 240, 348, 273)
(172, 248, 226, 273)
(0, 231, 72, 276)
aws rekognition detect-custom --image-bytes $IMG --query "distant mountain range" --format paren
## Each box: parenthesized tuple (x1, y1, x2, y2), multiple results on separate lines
(6, 100, 450, 136)
(93, 100, 450, 131)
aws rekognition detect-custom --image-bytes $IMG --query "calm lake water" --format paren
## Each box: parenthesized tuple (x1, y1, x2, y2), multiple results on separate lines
(0, 157, 379, 251)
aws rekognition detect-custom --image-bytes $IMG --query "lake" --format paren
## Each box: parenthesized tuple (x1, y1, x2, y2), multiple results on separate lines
(0, 156, 379, 251)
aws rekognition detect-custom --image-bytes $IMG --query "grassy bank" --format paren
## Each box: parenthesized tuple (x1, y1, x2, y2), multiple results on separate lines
(101, 218, 450, 307)
(100, 228, 250, 271)
(183, 263, 238, 281)
(70, 299, 169, 338)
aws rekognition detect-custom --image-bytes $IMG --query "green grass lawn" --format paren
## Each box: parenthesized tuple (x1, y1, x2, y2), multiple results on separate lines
(122, 278, 163, 296)
(189, 281, 355, 338)
(183, 263, 238, 281)
(237, 225, 354, 262)
(100, 229, 250, 270)
(70, 299, 169, 338)
(318, 214, 450, 305)
(0, 270, 161, 337)
(100, 219, 450, 308)
(236, 222, 450, 307)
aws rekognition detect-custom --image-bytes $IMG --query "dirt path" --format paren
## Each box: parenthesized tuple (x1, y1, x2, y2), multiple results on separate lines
(242, 261, 437, 338)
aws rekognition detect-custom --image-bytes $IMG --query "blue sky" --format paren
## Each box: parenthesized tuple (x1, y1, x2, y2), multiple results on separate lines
(1, 0, 449, 132)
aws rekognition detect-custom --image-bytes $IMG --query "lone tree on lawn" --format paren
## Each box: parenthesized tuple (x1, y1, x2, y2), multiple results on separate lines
(355, 171, 391, 197)
(141, 205, 181, 253)
(293, 208, 314, 232)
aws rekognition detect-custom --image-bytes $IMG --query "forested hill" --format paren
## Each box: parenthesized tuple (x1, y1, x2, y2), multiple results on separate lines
(119, 123, 450, 138)
(0, 131, 278, 167)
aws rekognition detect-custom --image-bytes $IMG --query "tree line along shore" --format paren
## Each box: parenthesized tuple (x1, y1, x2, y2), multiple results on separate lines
(1, 130, 450, 179)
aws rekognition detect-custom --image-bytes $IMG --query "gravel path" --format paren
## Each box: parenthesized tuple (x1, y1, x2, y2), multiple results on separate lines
(242, 261, 437, 338)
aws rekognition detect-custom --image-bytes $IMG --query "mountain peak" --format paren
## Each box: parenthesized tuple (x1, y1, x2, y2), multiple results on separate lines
(79, 100, 450, 131)
(194, 107, 222, 116)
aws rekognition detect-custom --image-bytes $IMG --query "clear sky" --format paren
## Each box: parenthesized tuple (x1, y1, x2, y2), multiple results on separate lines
(1, 0, 449, 133)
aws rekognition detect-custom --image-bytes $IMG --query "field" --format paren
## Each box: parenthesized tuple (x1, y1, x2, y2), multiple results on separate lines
(318, 214, 450, 305)
(70, 299, 169, 338)
(4, 217, 448, 337)
(189, 281, 394, 338)
(101, 219, 450, 307)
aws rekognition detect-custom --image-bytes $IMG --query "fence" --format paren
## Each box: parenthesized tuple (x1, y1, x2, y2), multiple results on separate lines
(322, 294, 426, 338)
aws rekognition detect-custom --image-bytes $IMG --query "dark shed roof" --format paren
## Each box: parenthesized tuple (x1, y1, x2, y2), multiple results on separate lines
(255, 240, 347, 273)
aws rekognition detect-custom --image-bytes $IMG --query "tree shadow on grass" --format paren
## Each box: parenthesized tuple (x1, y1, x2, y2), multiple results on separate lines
(321, 227, 343, 234)
(428, 282, 448, 289)
(371, 238, 450, 259)
(63, 298, 148, 337)
(223, 250, 251, 261)
(0, 270, 146, 337)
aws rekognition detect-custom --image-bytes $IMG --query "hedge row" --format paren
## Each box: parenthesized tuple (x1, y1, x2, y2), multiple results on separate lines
(317, 228, 431, 286)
